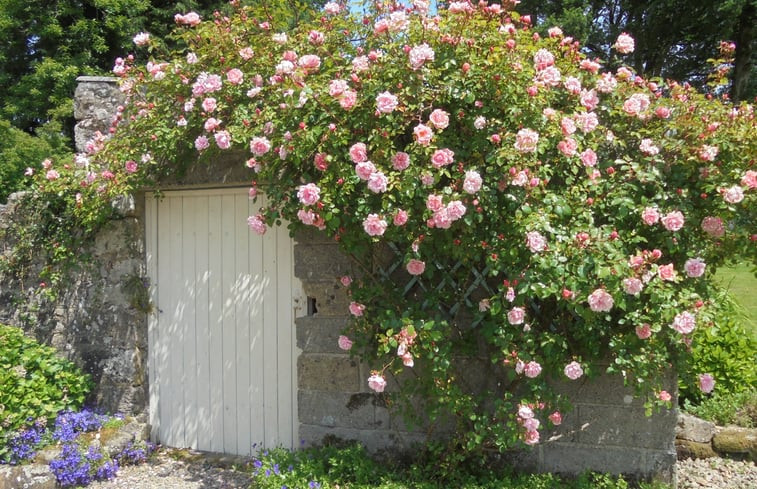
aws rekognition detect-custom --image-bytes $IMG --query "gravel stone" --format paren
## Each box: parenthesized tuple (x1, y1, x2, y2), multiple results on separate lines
(676, 457, 756, 489)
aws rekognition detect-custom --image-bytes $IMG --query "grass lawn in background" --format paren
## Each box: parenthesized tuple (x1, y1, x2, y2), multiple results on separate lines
(716, 263, 756, 340)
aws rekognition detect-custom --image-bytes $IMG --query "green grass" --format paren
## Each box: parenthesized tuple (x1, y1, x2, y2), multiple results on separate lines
(716, 264, 757, 340)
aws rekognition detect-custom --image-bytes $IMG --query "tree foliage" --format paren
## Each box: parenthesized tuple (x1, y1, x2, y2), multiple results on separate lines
(515, 0, 757, 101)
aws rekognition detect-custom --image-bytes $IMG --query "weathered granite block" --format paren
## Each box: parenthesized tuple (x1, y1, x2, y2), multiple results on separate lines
(296, 316, 351, 354)
(576, 404, 677, 449)
(298, 353, 361, 392)
(294, 243, 357, 280)
(299, 390, 388, 430)
(301, 281, 351, 317)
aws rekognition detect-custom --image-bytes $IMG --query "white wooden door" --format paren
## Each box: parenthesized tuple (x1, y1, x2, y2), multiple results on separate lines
(145, 188, 303, 455)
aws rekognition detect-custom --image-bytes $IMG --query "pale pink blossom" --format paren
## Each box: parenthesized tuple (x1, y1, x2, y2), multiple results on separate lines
(574, 112, 599, 133)
(406, 259, 426, 276)
(388, 11, 409, 32)
(508, 307, 526, 325)
(408, 43, 435, 70)
(698, 373, 715, 394)
(658, 263, 676, 281)
(515, 360, 525, 375)
(202, 97, 217, 113)
(297, 209, 316, 225)
(699, 145, 719, 162)
(376, 91, 399, 113)
(701, 216, 725, 237)
(392, 152, 410, 171)
(297, 183, 321, 206)
(329, 79, 349, 97)
(549, 411, 562, 426)
(349, 301, 365, 316)
(658, 390, 672, 402)
(524, 361, 542, 378)
(338, 335, 353, 350)
(349, 142, 368, 163)
(298, 54, 321, 73)
(186, 52, 198, 64)
(463, 170, 482, 194)
(339, 90, 357, 109)
(429, 109, 450, 129)
(239, 47, 254, 60)
(639, 138, 659, 156)
(684, 258, 706, 278)
(580, 148, 597, 167)
(192, 72, 222, 95)
(401, 352, 414, 367)
(393, 209, 408, 226)
(367, 172, 388, 193)
(514, 128, 539, 153)
(536, 66, 561, 86)
(124, 161, 138, 174)
(588, 288, 614, 312)
(323, 1, 341, 14)
(355, 161, 376, 180)
(564, 361, 583, 380)
(175, 12, 201, 26)
(204, 117, 221, 132)
(623, 93, 650, 117)
(523, 430, 540, 446)
(563, 76, 582, 94)
(431, 148, 455, 168)
(195, 135, 209, 151)
(636, 323, 652, 339)
(741, 170, 757, 189)
(671, 311, 696, 334)
(250, 136, 271, 156)
(558, 138, 578, 157)
(580, 89, 599, 110)
(526, 231, 547, 253)
(448, 1, 474, 14)
(655, 106, 671, 118)
(580, 58, 601, 73)
(722, 185, 744, 204)
(133, 32, 150, 46)
(561, 117, 576, 136)
(363, 214, 387, 236)
(533, 48, 555, 70)
(446, 201, 466, 220)
(473, 116, 487, 130)
(272, 32, 288, 44)
(613, 33, 635, 54)
(368, 373, 387, 393)
(247, 214, 266, 235)
(478, 299, 491, 312)
(623, 277, 643, 295)
(352, 56, 370, 72)
(413, 124, 434, 145)
(641, 207, 660, 225)
(308, 30, 325, 45)
(661, 211, 685, 231)
(426, 194, 444, 212)
(523, 418, 540, 432)
(512, 171, 529, 186)
(596, 73, 617, 93)
(214, 130, 231, 149)
(45, 169, 60, 181)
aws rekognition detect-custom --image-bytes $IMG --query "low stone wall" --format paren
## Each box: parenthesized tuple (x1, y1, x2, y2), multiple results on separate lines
(676, 413, 757, 461)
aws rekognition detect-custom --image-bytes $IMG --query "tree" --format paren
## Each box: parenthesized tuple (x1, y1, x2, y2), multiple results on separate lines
(515, 0, 756, 101)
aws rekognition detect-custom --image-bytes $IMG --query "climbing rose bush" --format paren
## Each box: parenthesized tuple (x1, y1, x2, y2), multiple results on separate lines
(30, 0, 756, 453)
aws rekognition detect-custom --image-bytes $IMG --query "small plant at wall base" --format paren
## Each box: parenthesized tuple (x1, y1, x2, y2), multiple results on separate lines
(18, 0, 757, 463)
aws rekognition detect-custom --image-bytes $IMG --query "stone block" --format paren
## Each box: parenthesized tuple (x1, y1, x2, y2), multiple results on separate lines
(294, 243, 356, 281)
(712, 426, 757, 455)
(298, 353, 361, 392)
(296, 316, 351, 353)
(539, 442, 646, 476)
(0, 464, 56, 489)
(676, 413, 716, 443)
(675, 439, 717, 460)
(298, 424, 427, 454)
(301, 281, 351, 317)
(575, 404, 676, 450)
(295, 228, 334, 245)
(299, 390, 387, 430)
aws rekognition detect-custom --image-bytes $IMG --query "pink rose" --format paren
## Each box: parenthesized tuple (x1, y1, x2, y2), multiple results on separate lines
(338, 335, 353, 351)
(393, 209, 408, 226)
(741, 170, 757, 189)
(524, 429, 540, 445)
(684, 258, 706, 278)
(533, 48, 555, 70)
(426, 194, 444, 212)
(623, 94, 650, 116)
(596, 73, 617, 93)
(367, 171, 388, 193)
(523, 418, 540, 432)
(297, 209, 316, 225)
(523, 361, 542, 378)
(298, 54, 321, 72)
(214, 130, 231, 149)
(671, 311, 696, 334)
(564, 76, 581, 94)
(641, 207, 660, 225)
(463, 170, 482, 194)
(250, 136, 271, 156)
(376, 91, 398, 113)
(406, 259, 426, 276)
(658, 390, 672, 402)
(329, 79, 348, 97)
(392, 152, 410, 170)
(525, 231, 547, 253)
(655, 106, 671, 118)
(45, 169, 60, 181)
(701, 216, 725, 237)
(247, 214, 266, 235)
(339, 89, 357, 110)
(623, 277, 643, 295)
(575, 112, 599, 133)
(408, 43, 434, 70)
(349, 301, 365, 316)
(722, 185, 744, 204)
(549, 411, 562, 426)
(478, 299, 491, 311)
(698, 373, 715, 394)
(431, 148, 455, 168)
(195, 135, 209, 151)
(239, 47, 254, 60)
(363, 214, 387, 236)
(579, 148, 597, 167)
(401, 352, 414, 368)
(133, 32, 150, 46)
(204, 117, 221, 132)
(588, 288, 614, 312)
(446, 201, 466, 220)
(308, 30, 325, 45)
(226, 68, 244, 85)
(507, 307, 525, 325)
(658, 263, 676, 281)
(613, 33, 635, 54)
(514, 128, 539, 153)
(349, 142, 368, 163)
(515, 360, 525, 375)
(639, 138, 659, 156)
(175, 12, 201, 26)
(636, 324, 652, 339)
(124, 161, 138, 174)
(661, 211, 685, 231)
(355, 161, 376, 180)
(580, 89, 599, 110)
(536, 66, 561, 86)
(413, 124, 434, 146)
(564, 361, 583, 380)
(202, 97, 217, 113)
(428, 109, 450, 129)
(698, 145, 719, 162)
(324, 1, 341, 14)
(297, 183, 321, 206)
(340, 276, 352, 287)
(367, 373, 387, 393)
(558, 138, 578, 157)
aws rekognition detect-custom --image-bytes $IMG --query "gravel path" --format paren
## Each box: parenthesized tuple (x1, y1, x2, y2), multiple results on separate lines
(88, 449, 755, 488)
